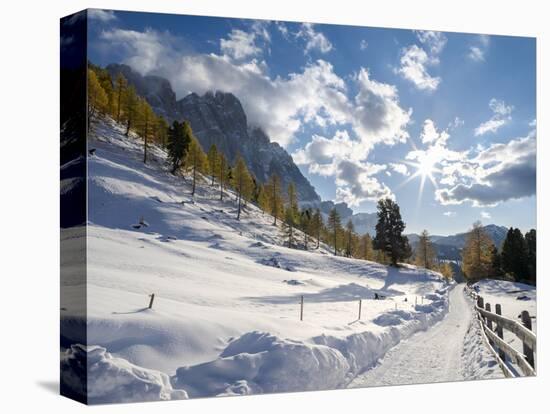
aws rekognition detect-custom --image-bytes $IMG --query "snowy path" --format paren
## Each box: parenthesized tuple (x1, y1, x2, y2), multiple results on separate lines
(349, 284, 471, 387)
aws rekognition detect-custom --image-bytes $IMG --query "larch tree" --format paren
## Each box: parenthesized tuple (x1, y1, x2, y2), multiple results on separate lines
(87, 69, 108, 131)
(344, 219, 355, 258)
(123, 85, 138, 137)
(138, 98, 154, 164)
(311, 209, 323, 249)
(218, 152, 227, 201)
(114, 72, 128, 123)
(327, 207, 342, 256)
(373, 198, 411, 266)
(207, 144, 220, 186)
(439, 262, 454, 281)
(265, 174, 283, 225)
(361, 233, 374, 261)
(257, 184, 270, 214)
(415, 230, 437, 270)
(233, 155, 252, 220)
(461, 221, 494, 281)
(186, 136, 208, 197)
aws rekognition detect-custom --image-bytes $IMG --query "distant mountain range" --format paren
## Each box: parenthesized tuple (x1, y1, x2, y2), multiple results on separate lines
(106, 63, 320, 203)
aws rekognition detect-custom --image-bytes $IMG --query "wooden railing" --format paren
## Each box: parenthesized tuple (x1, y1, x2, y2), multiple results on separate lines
(464, 286, 536, 377)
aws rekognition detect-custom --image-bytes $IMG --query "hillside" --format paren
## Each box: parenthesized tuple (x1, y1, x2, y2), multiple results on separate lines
(60, 117, 460, 403)
(106, 63, 320, 203)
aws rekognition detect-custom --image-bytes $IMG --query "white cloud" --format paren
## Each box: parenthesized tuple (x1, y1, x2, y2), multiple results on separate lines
(397, 31, 446, 91)
(397, 45, 441, 91)
(443, 211, 457, 217)
(415, 30, 447, 55)
(435, 133, 536, 206)
(474, 98, 513, 136)
(420, 119, 449, 145)
(88, 9, 117, 22)
(360, 40, 369, 50)
(335, 160, 393, 206)
(220, 29, 262, 60)
(468, 35, 490, 62)
(481, 211, 491, 219)
(390, 163, 410, 176)
(297, 23, 333, 54)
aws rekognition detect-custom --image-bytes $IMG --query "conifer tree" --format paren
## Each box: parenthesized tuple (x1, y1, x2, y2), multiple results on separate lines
(327, 207, 342, 256)
(87, 69, 108, 130)
(167, 121, 190, 174)
(114, 73, 127, 123)
(257, 184, 270, 214)
(525, 229, 536, 285)
(360, 233, 374, 261)
(233, 155, 252, 220)
(373, 198, 411, 266)
(123, 85, 138, 137)
(439, 262, 454, 280)
(300, 209, 312, 250)
(312, 209, 323, 249)
(415, 230, 437, 270)
(187, 136, 207, 197)
(489, 244, 502, 277)
(344, 219, 355, 258)
(207, 144, 220, 186)
(501, 228, 528, 282)
(138, 99, 154, 164)
(461, 221, 494, 280)
(218, 152, 227, 201)
(265, 174, 283, 225)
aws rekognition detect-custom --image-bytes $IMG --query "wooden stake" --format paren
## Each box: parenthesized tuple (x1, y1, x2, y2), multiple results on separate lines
(148, 293, 155, 309)
(358, 299, 362, 320)
(521, 310, 535, 369)
(300, 295, 304, 321)
(495, 304, 506, 361)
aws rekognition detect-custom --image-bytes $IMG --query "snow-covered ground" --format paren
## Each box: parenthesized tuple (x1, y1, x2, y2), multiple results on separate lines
(60, 118, 501, 403)
(471, 279, 536, 375)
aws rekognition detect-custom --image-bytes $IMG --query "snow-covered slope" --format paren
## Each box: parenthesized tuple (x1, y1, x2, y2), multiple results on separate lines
(61, 118, 458, 403)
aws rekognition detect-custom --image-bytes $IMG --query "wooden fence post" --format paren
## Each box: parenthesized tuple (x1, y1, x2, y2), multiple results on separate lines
(495, 304, 506, 361)
(521, 310, 535, 369)
(300, 295, 304, 321)
(485, 303, 493, 346)
(148, 293, 155, 309)
(358, 299, 362, 320)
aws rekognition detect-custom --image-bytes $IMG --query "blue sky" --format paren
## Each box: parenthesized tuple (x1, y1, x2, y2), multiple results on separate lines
(87, 9, 536, 235)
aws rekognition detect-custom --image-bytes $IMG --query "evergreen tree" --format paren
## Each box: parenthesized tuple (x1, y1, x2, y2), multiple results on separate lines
(282, 207, 297, 248)
(344, 219, 355, 258)
(167, 121, 190, 174)
(327, 208, 342, 256)
(114, 73, 127, 123)
(373, 198, 411, 266)
(360, 233, 374, 261)
(461, 221, 494, 281)
(265, 174, 283, 225)
(415, 230, 437, 270)
(501, 228, 529, 282)
(87, 69, 108, 130)
(311, 209, 323, 249)
(525, 229, 536, 285)
(186, 136, 208, 197)
(489, 244, 502, 277)
(207, 144, 220, 186)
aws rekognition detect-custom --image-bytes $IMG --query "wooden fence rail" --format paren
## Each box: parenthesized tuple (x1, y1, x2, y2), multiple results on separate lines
(464, 285, 536, 378)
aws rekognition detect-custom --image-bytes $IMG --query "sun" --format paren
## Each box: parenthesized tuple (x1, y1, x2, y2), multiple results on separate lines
(417, 155, 436, 179)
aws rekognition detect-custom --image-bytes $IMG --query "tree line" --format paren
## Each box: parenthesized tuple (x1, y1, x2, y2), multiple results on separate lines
(461, 222, 536, 285)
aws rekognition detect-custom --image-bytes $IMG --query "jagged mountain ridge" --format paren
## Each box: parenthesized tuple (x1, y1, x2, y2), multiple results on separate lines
(106, 63, 320, 203)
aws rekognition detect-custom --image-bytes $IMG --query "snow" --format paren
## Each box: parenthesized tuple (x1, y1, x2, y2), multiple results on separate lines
(349, 285, 503, 387)
(60, 118, 497, 403)
(60, 344, 188, 404)
(471, 279, 536, 374)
